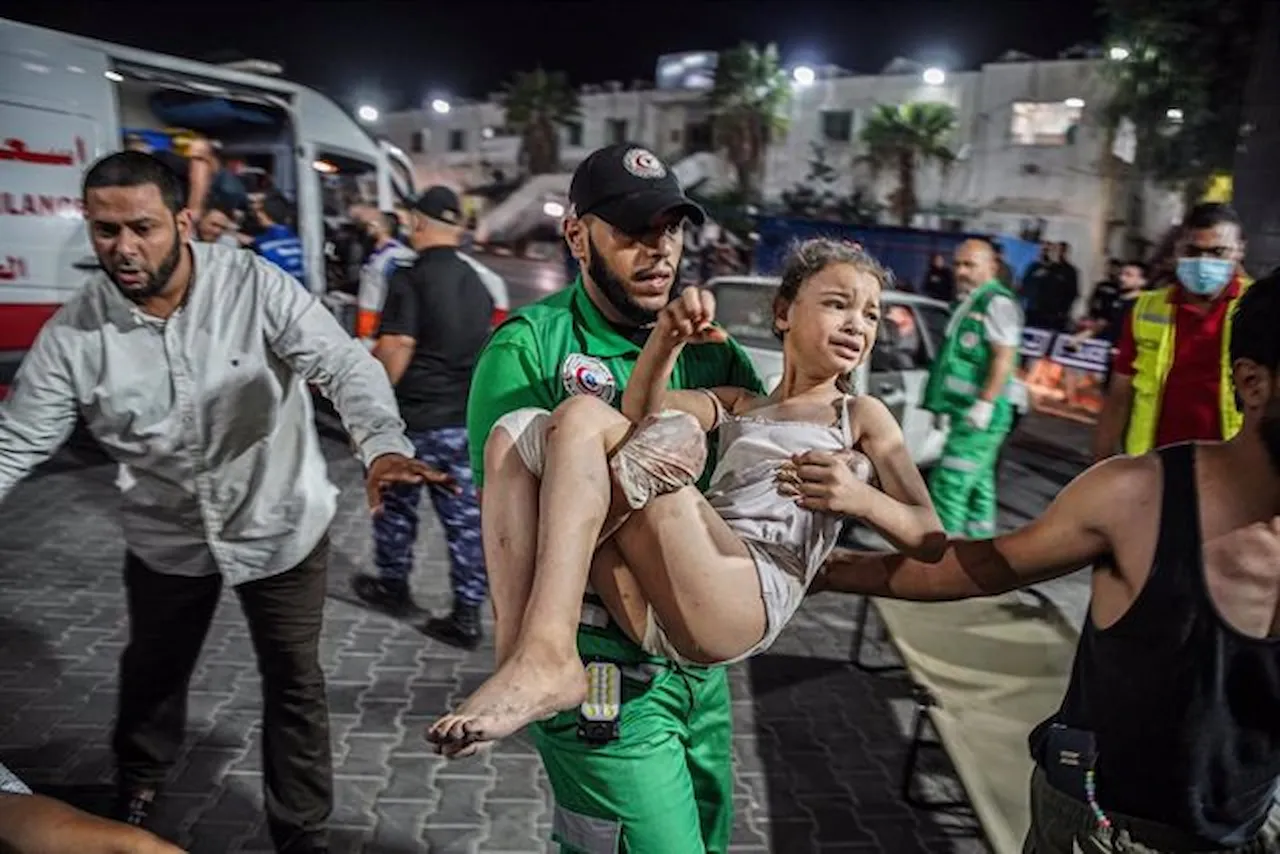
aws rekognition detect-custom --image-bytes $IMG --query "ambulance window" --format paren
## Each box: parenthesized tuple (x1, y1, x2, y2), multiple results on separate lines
(314, 151, 376, 218)
(389, 157, 415, 204)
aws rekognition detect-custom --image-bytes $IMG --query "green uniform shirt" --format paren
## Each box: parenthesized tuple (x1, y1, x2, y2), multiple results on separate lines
(465, 278, 764, 853)
(466, 278, 764, 485)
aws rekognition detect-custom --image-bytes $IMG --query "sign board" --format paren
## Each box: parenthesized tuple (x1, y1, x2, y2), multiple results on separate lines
(1020, 326, 1113, 374)
(1019, 327, 1056, 360)
(0, 103, 99, 299)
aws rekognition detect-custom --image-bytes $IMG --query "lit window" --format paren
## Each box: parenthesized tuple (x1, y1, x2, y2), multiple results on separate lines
(1010, 102, 1083, 146)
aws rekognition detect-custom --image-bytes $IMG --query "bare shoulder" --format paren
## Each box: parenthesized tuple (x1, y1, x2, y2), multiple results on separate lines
(1053, 452, 1162, 532)
(716, 386, 761, 416)
(848, 393, 893, 419)
(846, 394, 899, 441)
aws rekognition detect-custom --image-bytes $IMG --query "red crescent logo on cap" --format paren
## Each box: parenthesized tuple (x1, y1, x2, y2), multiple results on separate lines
(622, 148, 666, 180)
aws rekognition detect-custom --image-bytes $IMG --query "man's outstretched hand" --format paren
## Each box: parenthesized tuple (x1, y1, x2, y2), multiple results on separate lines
(365, 453, 457, 514)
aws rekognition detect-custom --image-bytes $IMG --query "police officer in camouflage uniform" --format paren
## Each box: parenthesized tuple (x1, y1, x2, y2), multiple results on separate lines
(354, 187, 496, 649)
(923, 237, 1023, 538)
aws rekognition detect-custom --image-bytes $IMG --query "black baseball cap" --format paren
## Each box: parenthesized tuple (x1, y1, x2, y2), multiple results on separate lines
(569, 143, 705, 235)
(412, 185, 463, 226)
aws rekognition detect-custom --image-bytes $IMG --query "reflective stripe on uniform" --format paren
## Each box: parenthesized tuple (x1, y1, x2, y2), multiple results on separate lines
(944, 376, 980, 396)
(940, 455, 981, 473)
(966, 520, 996, 537)
(552, 805, 622, 854)
(580, 601, 611, 629)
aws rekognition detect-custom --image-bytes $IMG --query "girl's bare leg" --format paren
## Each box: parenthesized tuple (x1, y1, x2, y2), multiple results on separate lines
(480, 420, 648, 667)
(435, 411, 652, 759)
(429, 396, 638, 747)
(479, 425, 540, 668)
(429, 395, 765, 751)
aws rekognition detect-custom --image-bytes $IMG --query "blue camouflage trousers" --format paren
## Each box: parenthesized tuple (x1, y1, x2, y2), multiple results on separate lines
(373, 427, 487, 607)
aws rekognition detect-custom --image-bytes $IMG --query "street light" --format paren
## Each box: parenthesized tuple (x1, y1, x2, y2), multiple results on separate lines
(1166, 107, 1184, 122)
(1064, 97, 1085, 109)
(357, 104, 379, 124)
(922, 67, 946, 86)
(792, 65, 815, 87)
(1108, 45, 1131, 61)
(431, 98, 451, 115)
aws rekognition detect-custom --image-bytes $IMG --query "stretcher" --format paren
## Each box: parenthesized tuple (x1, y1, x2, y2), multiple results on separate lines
(851, 592, 1078, 854)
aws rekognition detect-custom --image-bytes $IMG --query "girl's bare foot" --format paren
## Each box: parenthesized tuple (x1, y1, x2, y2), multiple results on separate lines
(426, 648, 587, 753)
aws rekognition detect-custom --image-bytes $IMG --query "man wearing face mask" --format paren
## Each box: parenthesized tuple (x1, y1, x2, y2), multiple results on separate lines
(814, 272, 1280, 854)
(464, 143, 764, 853)
(1093, 203, 1254, 461)
(0, 152, 447, 852)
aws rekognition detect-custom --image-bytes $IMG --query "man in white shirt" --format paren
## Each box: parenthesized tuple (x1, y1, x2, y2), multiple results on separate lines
(354, 210, 416, 343)
(0, 151, 449, 853)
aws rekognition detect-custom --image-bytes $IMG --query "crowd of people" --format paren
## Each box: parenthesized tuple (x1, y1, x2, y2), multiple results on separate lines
(0, 138, 1276, 854)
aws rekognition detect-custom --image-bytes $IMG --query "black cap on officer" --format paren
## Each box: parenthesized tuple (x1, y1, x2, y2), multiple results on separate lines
(569, 143, 705, 236)
(412, 185, 463, 226)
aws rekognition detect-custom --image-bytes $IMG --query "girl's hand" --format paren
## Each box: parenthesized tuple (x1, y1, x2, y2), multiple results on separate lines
(776, 449, 877, 516)
(655, 287, 728, 345)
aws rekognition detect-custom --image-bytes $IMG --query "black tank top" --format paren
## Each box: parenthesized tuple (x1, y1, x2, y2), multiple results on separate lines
(1030, 443, 1280, 845)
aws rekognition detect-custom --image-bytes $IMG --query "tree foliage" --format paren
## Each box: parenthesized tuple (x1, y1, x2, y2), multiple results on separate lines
(1101, 0, 1263, 200)
(781, 144, 881, 223)
(501, 69, 582, 176)
(858, 102, 957, 226)
(709, 42, 791, 203)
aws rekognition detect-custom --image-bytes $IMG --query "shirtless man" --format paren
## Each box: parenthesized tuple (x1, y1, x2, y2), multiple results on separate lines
(816, 272, 1280, 852)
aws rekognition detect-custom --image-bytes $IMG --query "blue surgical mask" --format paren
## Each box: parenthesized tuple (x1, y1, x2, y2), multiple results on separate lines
(1176, 257, 1235, 296)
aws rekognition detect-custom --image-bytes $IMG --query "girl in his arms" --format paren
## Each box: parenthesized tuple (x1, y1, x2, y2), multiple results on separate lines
(431, 239, 945, 753)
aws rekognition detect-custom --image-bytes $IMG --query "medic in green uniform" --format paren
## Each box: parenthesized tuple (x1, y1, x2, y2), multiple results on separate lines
(466, 144, 762, 853)
(922, 238, 1024, 538)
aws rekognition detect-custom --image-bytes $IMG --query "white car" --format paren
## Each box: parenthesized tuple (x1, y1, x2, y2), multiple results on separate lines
(708, 275, 958, 469)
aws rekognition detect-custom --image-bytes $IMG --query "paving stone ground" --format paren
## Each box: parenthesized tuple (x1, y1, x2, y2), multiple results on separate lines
(0, 421, 1085, 853)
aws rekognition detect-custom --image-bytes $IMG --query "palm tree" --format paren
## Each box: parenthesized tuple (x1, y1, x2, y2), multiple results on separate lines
(859, 102, 958, 226)
(708, 42, 791, 203)
(501, 69, 581, 176)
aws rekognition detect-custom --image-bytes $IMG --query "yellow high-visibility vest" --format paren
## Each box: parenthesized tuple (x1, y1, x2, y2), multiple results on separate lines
(1124, 281, 1251, 456)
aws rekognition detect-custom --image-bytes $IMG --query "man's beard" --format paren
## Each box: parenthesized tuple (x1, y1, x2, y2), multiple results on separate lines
(108, 235, 182, 303)
(586, 234, 662, 327)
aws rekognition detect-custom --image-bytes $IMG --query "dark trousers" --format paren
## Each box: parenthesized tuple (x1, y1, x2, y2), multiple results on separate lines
(373, 426, 487, 608)
(1025, 767, 1280, 853)
(113, 536, 333, 853)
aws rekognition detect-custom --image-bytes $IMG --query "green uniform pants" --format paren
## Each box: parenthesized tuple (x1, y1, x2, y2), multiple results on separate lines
(534, 619, 734, 853)
(928, 411, 1012, 538)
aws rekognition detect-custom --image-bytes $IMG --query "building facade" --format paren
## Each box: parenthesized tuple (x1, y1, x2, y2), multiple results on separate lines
(383, 57, 1178, 286)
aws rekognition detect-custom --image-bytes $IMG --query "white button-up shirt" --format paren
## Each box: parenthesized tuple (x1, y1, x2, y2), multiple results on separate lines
(0, 242, 414, 586)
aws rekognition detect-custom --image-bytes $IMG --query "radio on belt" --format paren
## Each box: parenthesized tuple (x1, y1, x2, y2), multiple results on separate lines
(577, 660, 622, 743)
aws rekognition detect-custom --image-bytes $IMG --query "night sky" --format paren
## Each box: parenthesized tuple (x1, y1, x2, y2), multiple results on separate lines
(0, 0, 1105, 111)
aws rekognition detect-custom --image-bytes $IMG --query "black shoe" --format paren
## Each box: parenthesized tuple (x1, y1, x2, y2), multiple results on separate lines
(351, 575, 415, 616)
(114, 786, 157, 828)
(422, 603, 483, 651)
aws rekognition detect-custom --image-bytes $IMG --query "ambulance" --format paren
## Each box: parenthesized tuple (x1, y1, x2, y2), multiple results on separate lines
(0, 16, 416, 396)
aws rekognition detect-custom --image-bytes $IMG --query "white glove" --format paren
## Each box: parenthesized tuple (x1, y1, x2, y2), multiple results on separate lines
(964, 399, 995, 430)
